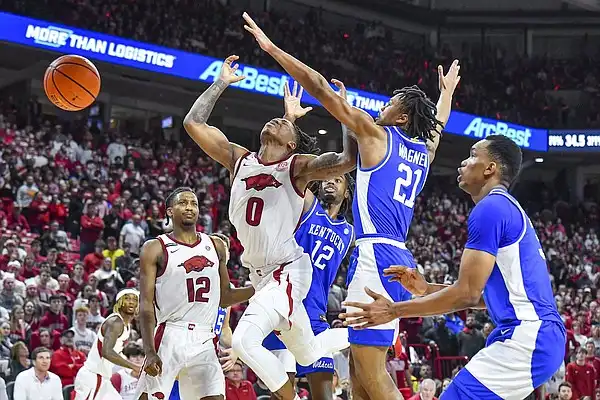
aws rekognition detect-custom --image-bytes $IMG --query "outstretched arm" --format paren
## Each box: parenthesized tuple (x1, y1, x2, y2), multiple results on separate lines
(183, 55, 249, 173)
(292, 80, 358, 188)
(243, 13, 381, 139)
(427, 60, 461, 164)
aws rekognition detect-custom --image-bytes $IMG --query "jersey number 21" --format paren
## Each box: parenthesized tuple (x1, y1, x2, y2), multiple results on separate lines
(393, 163, 423, 208)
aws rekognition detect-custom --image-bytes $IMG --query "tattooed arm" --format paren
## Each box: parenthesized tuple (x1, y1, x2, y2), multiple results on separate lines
(183, 55, 249, 173)
(292, 79, 358, 192)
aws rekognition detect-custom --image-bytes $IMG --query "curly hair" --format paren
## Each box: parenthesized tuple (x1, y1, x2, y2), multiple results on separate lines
(293, 124, 320, 155)
(393, 85, 442, 142)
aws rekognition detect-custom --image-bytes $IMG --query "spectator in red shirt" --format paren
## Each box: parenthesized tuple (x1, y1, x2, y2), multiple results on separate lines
(57, 274, 75, 308)
(20, 256, 40, 280)
(225, 361, 257, 400)
(68, 263, 86, 297)
(7, 207, 29, 231)
(566, 347, 596, 399)
(83, 240, 105, 276)
(79, 204, 104, 257)
(39, 294, 70, 333)
(29, 239, 46, 263)
(408, 378, 437, 400)
(50, 329, 86, 386)
(585, 340, 600, 383)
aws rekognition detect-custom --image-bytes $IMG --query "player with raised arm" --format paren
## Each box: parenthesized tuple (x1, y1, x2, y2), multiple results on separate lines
(243, 12, 460, 400)
(183, 55, 357, 400)
(136, 187, 254, 400)
(73, 289, 140, 400)
(263, 80, 354, 400)
(342, 135, 566, 400)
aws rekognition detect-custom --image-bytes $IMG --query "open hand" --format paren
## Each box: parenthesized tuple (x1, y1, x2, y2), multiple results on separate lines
(283, 81, 313, 122)
(219, 55, 245, 84)
(438, 59, 461, 94)
(243, 12, 275, 53)
(339, 287, 397, 329)
(383, 265, 429, 296)
(219, 347, 238, 372)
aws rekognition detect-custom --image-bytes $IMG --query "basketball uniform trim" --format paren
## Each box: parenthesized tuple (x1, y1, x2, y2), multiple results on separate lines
(273, 263, 294, 327)
(232, 151, 251, 181)
(299, 196, 318, 227)
(256, 153, 290, 166)
(358, 127, 392, 172)
(167, 233, 202, 248)
(289, 154, 305, 198)
(155, 236, 168, 278)
(154, 322, 166, 351)
(91, 374, 101, 400)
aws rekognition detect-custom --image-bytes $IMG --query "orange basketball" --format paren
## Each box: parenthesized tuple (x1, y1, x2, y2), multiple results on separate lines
(43, 55, 101, 111)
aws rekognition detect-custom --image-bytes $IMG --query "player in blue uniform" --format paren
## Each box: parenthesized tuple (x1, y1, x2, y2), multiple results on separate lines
(264, 172, 354, 399)
(169, 234, 236, 400)
(243, 12, 461, 400)
(342, 135, 566, 400)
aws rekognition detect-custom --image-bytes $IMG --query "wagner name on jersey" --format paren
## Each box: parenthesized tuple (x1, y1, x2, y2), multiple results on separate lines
(228, 153, 305, 276)
(154, 232, 221, 328)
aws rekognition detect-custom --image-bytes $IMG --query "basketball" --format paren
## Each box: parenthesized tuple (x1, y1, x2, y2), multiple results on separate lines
(43, 54, 101, 111)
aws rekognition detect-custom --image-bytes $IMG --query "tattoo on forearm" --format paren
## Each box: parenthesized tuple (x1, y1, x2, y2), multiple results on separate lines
(188, 79, 229, 124)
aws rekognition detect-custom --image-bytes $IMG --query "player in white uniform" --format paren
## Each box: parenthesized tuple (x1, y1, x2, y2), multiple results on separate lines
(136, 188, 254, 400)
(73, 289, 139, 400)
(183, 55, 356, 400)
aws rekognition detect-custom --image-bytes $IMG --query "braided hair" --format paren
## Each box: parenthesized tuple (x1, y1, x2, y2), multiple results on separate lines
(393, 85, 442, 142)
(318, 173, 355, 220)
(293, 124, 320, 155)
(164, 186, 195, 226)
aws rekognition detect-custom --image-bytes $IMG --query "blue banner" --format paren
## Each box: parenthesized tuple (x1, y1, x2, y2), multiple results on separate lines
(0, 12, 388, 117)
(445, 111, 548, 152)
(548, 130, 600, 152)
(0, 11, 551, 152)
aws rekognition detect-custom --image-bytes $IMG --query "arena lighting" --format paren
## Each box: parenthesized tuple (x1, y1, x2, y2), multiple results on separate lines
(318, 129, 327, 135)
(535, 158, 544, 163)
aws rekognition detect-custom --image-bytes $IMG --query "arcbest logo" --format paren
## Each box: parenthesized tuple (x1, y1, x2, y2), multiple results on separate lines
(463, 117, 532, 148)
(24, 24, 176, 68)
(199, 61, 385, 114)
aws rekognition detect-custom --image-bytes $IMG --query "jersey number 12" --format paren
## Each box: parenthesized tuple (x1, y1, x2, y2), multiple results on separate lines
(311, 240, 334, 270)
(186, 277, 210, 303)
(393, 163, 423, 208)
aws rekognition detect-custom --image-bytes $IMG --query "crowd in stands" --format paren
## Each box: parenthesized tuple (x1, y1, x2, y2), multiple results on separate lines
(3, 0, 600, 129)
(1, 88, 599, 399)
(0, 2, 599, 399)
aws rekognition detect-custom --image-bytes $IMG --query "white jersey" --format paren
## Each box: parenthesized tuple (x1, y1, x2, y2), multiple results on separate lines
(154, 232, 221, 328)
(114, 369, 139, 400)
(83, 313, 130, 377)
(228, 152, 305, 275)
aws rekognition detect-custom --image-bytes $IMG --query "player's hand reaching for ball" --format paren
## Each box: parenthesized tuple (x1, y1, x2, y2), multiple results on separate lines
(243, 12, 275, 53)
(219, 347, 238, 372)
(438, 59, 461, 94)
(143, 352, 162, 377)
(219, 55, 245, 85)
(283, 81, 313, 122)
(384, 266, 429, 296)
(340, 287, 398, 329)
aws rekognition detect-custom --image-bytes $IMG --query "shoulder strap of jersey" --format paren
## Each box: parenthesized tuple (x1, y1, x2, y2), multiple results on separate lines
(298, 196, 319, 227)
(232, 151, 252, 181)
(488, 189, 528, 243)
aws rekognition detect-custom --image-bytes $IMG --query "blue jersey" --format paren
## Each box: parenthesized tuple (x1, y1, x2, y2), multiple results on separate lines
(465, 189, 562, 327)
(263, 197, 353, 351)
(353, 126, 429, 242)
(297, 198, 354, 326)
(213, 307, 227, 337)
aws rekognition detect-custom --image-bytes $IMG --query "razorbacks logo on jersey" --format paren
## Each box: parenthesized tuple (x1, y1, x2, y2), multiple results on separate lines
(242, 174, 282, 191)
(180, 255, 214, 273)
(276, 161, 288, 171)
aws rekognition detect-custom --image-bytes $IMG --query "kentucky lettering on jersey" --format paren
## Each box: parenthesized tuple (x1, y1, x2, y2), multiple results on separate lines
(353, 126, 429, 242)
(297, 199, 354, 323)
